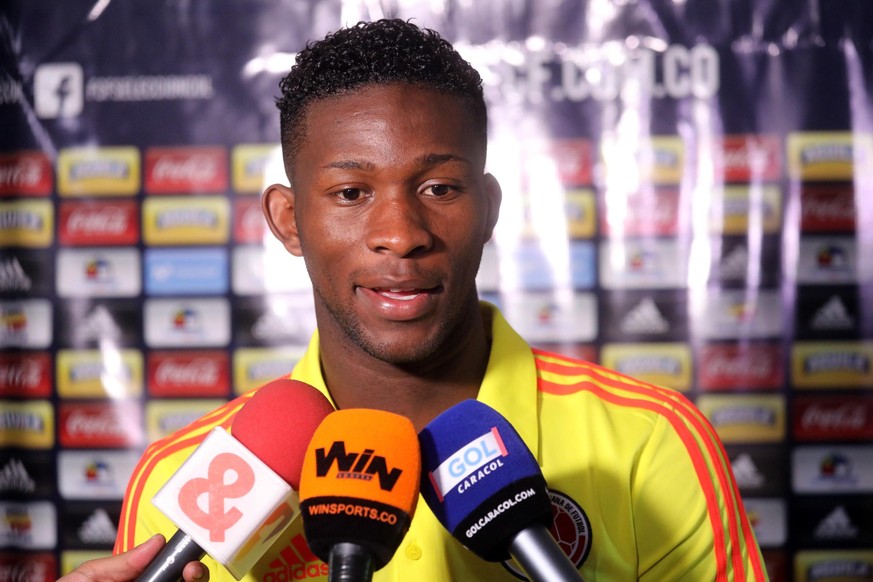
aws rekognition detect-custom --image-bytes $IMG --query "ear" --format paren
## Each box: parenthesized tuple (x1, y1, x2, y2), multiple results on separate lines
(482, 173, 502, 242)
(261, 183, 303, 256)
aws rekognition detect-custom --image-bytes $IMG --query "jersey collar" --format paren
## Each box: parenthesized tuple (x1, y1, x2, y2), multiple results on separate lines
(290, 302, 540, 457)
(476, 303, 540, 458)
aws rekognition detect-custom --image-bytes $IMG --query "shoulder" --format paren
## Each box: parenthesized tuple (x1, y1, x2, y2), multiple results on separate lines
(125, 391, 257, 504)
(116, 391, 258, 552)
(532, 348, 733, 502)
(532, 347, 706, 431)
(147, 392, 254, 464)
(533, 347, 687, 402)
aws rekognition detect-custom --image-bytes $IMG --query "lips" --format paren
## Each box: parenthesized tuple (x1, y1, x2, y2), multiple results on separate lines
(357, 282, 442, 321)
(375, 288, 428, 300)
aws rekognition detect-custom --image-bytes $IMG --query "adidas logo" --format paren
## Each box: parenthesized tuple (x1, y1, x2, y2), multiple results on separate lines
(719, 246, 749, 280)
(810, 296, 854, 330)
(730, 453, 764, 489)
(0, 258, 32, 292)
(75, 305, 121, 344)
(620, 298, 668, 335)
(0, 458, 35, 494)
(814, 505, 858, 540)
(263, 533, 328, 581)
(78, 508, 117, 544)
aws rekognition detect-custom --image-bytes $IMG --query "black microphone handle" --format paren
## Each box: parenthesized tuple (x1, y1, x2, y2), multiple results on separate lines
(328, 542, 374, 582)
(509, 524, 585, 582)
(135, 530, 207, 582)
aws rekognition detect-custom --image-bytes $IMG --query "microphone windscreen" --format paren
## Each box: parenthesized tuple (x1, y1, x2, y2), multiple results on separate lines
(418, 400, 553, 561)
(298, 408, 420, 568)
(231, 379, 335, 488)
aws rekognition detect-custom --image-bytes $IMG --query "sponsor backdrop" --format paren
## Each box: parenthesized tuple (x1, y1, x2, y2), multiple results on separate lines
(1, 0, 872, 580)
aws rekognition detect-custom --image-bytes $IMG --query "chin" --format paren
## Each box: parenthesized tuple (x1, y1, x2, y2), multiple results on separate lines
(363, 341, 438, 367)
(357, 330, 447, 367)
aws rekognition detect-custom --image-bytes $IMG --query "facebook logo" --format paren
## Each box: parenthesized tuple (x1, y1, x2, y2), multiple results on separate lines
(34, 62, 84, 118)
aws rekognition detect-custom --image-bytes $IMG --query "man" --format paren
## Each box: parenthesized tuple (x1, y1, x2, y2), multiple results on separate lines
(117, 19, 768, 581)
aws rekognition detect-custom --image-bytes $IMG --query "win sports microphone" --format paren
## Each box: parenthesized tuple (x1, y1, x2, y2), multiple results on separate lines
(418, 400, 584, 582)
(298, 409, 420, 582)
(137, 379, 334, 582)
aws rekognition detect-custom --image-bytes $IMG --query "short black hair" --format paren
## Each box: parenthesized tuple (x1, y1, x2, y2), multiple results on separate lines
(276, 19, 487, 177)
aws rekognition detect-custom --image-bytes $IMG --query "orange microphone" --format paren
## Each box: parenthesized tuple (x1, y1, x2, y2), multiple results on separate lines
(298, 409, 420, 582)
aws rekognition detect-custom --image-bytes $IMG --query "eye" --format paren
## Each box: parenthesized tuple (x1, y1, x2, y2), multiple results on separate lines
(423, 183, 458, 197)
(336, 188, 364, 202)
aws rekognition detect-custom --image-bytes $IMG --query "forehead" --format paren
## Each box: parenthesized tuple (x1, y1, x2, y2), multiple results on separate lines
(294, 84, 484, 169)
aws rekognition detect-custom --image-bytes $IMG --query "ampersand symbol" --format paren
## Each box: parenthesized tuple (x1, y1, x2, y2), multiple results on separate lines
(178, 452, 256, 542)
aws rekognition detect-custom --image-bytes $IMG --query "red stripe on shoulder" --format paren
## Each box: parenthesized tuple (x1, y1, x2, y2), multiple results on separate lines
(533, 349, 675, 401)
(573, 363, 764, 580)
(118, 393, 253, 551)
(570, 383, 729, 579)
(532, 350, 759, 580)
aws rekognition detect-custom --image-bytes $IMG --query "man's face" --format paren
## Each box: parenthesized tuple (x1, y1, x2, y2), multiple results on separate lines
(264, 84, 501, 366)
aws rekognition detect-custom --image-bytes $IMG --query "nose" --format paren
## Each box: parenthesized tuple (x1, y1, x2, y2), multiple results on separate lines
(366, 193, 434, 257)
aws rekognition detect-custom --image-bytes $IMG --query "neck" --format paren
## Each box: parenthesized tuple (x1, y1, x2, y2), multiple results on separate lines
(318, 305, 492, 432)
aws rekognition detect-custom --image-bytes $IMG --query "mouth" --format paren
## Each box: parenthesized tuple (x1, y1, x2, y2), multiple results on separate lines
(373, 287, 436, 301)
(356, 283, 443, 321)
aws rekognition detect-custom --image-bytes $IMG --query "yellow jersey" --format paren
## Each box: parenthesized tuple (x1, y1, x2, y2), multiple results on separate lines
(116, 304, 767, 581)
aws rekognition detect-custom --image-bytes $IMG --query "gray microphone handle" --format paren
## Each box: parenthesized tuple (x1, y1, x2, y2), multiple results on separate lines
(509, 524, 585, 582)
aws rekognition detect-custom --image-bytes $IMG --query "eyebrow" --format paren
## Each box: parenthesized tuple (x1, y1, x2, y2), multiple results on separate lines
(414, 153, 471, 167)
(321, 153, 471, 171)
(322, 160, 376, 171)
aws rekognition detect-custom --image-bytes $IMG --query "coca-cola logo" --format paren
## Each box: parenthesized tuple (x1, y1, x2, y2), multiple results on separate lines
(615, 196, 677, 221)
(552, 144, 590, 181)
(65, 409, 127, 438)
(652, 196, 678, 220)
(801, 404, 868, 431)
(234, 199, 266, 243)
(148, 351, 228, 397)
(0, 159, 42, 188)
(707, 353, 774, 379)
(152, 154, 219, 183)
(717, 137, 781, 180)
(700, 346, 782, 390)
(59, 404, 142, 445)
(720, 146, 773, 172)
(604, 192, 679, 236)
(241, 203, 265, 233)
(67, 207, 129, 235)
(802, 196, 855, 222)
(0, 361, 42, 390)
(155, 358, 220, 386)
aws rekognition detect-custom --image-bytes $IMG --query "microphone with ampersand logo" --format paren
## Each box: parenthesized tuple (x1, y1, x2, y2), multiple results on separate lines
(137, 379, 334, 582)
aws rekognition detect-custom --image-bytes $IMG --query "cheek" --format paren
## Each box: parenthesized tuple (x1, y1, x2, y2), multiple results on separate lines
(297, 204, 357, 250)
(298, 220, 362, 279)
(444, 218, 488, 265)
(324, 220, 361, 245)
(449, 205, 492, 246)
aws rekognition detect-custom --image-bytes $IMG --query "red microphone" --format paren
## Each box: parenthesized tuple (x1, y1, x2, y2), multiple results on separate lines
(138, 379, 334, 582)
(232, 379, 333, 488)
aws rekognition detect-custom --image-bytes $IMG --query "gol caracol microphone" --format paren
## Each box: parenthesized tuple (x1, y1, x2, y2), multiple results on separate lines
(138, 379, 335, 582)
(418, 400, 584, 582)
(298, 408, 421, 582)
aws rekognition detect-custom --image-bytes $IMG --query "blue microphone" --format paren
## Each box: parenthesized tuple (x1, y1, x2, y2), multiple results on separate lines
(418, 400, 583, 582)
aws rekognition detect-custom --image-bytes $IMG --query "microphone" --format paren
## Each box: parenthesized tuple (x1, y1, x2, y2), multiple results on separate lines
(298, 409, 421, 582)
(418, 400, 584, 582)
(137, 379, 334, 582)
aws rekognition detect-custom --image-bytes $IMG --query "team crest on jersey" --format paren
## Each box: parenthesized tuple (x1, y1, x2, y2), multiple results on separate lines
(503, 489, 592, 579)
